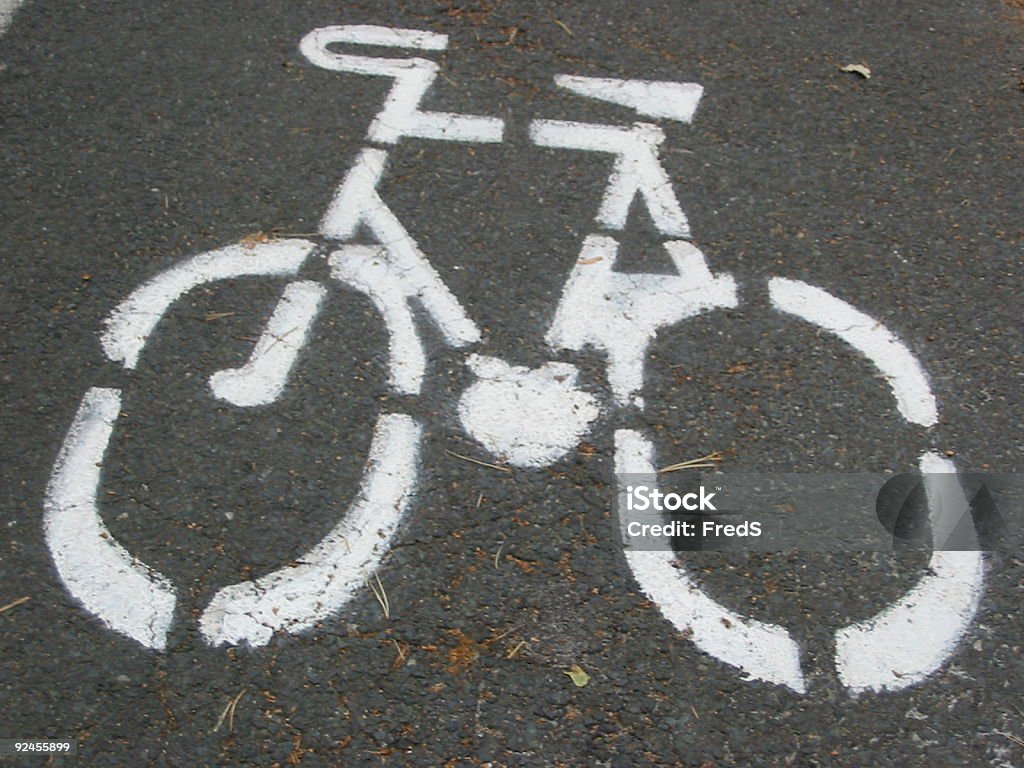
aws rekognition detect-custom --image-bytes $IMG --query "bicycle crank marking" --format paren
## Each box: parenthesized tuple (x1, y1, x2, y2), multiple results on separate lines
(458, 355, 600, 468)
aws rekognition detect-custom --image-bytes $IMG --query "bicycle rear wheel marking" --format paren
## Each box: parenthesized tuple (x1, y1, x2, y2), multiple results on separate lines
(620, 281, 984, 693)
(768, 278, 938, 427)
(834, 452, 985, 693)
(615, 428, 807, 693)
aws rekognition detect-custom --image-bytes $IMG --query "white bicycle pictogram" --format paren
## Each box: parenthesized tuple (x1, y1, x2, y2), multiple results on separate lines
(45, 24, 985, 695)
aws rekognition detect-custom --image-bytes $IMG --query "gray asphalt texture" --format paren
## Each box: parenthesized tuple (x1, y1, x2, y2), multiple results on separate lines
(1, 1, 1023, 766)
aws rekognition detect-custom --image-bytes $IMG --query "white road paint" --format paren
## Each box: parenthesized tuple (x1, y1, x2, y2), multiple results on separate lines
(458, 355, 600, 468)
(616, 429, 807, 692)
(554, 75, 704, 123)
(920, 451, 980, 551)
(200, 413, 421, 647)
(547, 236, 737, 407)
(102, 239, 316, 369)
(834, 452, 985, 694)
(300, 25, 504, 145)
(530, 119, 690, 237)
(44, 388, 177, 650)
(301, 24, 448, 51)
(768, 277, 938, 427)
(210, 280, 326, 407)
(0, 0, 22, 36)
(321, 148, 481, 348)
(329, 245, 426, 395)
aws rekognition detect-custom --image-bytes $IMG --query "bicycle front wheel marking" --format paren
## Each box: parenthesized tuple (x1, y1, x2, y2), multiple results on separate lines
(46, 239, 424, 649)
(199, 413, 422, 648)
(44, 387, 177, 650)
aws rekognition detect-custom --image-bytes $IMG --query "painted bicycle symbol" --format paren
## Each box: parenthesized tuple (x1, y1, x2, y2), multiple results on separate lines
(45, 25, 984, 695)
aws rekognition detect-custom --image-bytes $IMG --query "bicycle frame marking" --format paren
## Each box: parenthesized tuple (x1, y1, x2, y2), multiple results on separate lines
(546, 236, 737, 408)
(320, 148, 480, 351)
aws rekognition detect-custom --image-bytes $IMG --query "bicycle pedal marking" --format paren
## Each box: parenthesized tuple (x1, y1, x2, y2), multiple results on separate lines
(457, 355, 600, 468)
(546, 236, 737, 408)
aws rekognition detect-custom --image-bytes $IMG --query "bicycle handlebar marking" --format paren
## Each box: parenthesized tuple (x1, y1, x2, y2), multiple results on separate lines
(300, 25, 504, 145)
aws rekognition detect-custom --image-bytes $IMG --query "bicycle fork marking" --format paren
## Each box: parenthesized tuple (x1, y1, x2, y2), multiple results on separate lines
(44, 24, 985, 693)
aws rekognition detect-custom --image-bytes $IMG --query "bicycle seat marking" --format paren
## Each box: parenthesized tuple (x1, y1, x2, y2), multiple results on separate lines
(44, 24, 984, 696)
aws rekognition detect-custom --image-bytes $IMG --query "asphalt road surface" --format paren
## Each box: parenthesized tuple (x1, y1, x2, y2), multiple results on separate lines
(1, 1, 1022, 766)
